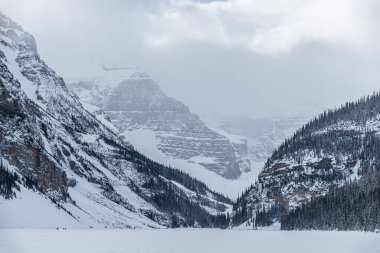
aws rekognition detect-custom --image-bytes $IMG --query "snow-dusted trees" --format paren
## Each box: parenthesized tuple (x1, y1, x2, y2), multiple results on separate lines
(0, 160, 19, 199)
(281, 171, 380, 231)
(101, 139, 231, 228)
(232, 91, 380, 230)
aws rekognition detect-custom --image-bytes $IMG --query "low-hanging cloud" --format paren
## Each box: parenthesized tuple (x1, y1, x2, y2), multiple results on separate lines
(147, 0, 378, 54)
(1, 0, 380, 119)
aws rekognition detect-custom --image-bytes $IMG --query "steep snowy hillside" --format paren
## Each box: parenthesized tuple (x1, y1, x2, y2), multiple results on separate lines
(0, 12, 231, 229)
(69, 68, 251, 197)
(281, 170, 380, 231)
(232, 92, 380, 227)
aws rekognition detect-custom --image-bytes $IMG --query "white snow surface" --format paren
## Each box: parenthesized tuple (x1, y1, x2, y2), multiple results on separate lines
(0, 229, 378, 253)
(0, 186, 81, 229)
(0, 176, 161, 229)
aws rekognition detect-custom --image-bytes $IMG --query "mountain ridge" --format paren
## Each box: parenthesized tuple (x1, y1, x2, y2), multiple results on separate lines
(69, 67, 251, 198)
(232, 91, 380, 230)
(0, 11, 230, 229)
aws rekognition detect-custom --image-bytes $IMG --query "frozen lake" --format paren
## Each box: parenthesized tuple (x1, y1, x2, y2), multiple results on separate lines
(0, 229, 379, 253)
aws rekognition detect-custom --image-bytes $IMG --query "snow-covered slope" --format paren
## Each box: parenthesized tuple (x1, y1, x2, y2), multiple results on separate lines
(69, 68, 251, 196)
(0, 12, 231, 229)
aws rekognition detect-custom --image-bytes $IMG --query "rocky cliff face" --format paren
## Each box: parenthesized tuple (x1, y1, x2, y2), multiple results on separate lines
(70, 70, 250, 180)
(233, 93, 380, 226)
(0, 12, 231, 229)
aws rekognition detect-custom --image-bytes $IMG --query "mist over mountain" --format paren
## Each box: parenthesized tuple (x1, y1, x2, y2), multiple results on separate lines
(2, 0, 380, 121)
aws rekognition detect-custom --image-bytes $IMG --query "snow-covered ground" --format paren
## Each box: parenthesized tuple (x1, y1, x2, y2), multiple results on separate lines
(0, 229, 378, 253)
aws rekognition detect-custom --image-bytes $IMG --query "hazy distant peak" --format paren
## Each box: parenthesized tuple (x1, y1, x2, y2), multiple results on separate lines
(0, 11, 23, 32)
(0, 11, 37, 52)
(129, 71, 151, 80)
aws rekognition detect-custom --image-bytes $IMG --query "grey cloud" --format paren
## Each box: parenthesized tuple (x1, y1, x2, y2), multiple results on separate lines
(0, 0, 379, 120)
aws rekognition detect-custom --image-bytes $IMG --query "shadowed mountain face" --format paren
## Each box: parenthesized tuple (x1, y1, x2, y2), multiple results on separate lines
(71, 71, 251, 180)
(0, 12, 231, 229)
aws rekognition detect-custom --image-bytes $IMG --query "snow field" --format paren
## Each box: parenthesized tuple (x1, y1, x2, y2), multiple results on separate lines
(0, 229, 378, 253)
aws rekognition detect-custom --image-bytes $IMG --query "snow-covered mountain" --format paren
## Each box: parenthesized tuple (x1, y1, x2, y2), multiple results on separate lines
(232, 93, 380, 226)
(0, 12, 231, 229)
(69, 68, 251, 196)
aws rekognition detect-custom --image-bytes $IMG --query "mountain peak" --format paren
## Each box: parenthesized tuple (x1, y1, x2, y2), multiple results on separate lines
(0, 12, 37, 53)
(0, 11, 23, 32)
(129, 71, 151, 80)
(70, 70, 251, 185)
(0, 12, 231, 229)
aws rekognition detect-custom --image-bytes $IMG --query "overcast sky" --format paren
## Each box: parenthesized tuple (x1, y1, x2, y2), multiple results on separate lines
(1, 0, 380, 119)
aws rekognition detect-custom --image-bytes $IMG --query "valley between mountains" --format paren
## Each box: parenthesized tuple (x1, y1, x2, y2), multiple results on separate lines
(0, 11, 379, 233)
